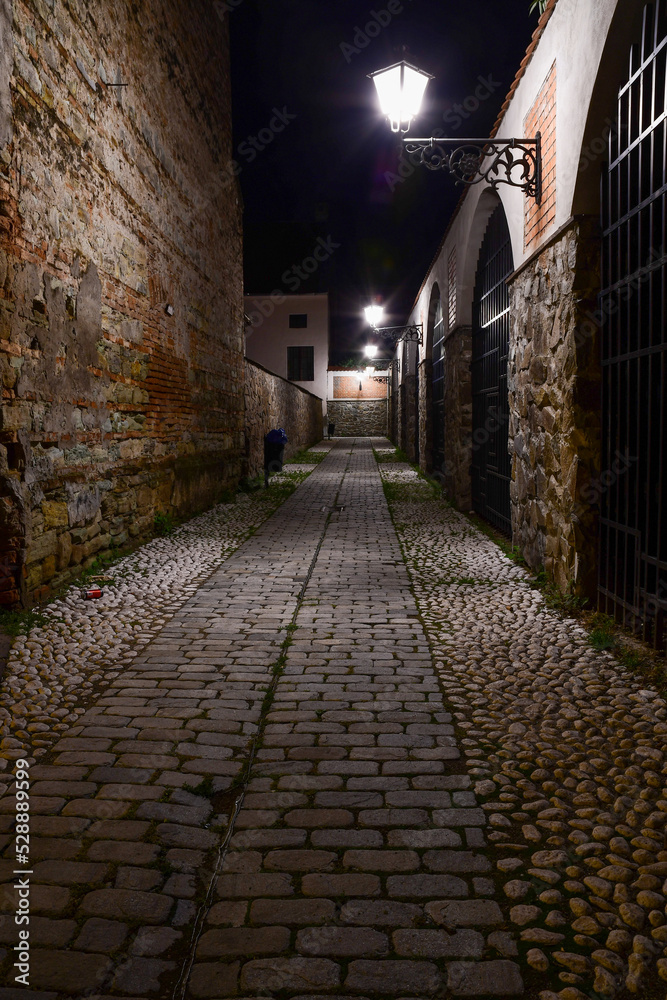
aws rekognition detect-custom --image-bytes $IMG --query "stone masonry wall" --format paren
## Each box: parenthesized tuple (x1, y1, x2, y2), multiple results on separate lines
(244, 360, 323, 480)
(402, 373, 418, 464)
(418, 357, 432, 476)
(442, 325, 472, 509)
(327, 400, 387, 437)
(508, 217, 601, 597)
(0, 0, 243, 607)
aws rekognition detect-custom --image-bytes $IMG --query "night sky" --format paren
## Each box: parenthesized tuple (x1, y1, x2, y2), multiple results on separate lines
(229, 0, 539, 362)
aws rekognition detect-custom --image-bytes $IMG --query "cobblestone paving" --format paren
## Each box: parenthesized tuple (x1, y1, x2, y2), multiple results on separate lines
(0, 439, 664, 1000)
(380, 458, 667, 1000)
(0, 466, 315, 769)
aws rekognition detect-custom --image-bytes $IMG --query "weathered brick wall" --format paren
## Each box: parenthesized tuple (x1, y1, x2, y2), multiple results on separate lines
(332, 374, 387, 399)
(508, 217, 601, 596)
(245, 360, 323, 479)
(0, 0, 243, 606)
(524, 61, 556, 250)
(327, 400, 387, 437)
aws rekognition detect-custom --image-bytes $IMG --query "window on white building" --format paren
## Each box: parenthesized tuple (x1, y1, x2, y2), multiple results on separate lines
(287, 346, 314, 381)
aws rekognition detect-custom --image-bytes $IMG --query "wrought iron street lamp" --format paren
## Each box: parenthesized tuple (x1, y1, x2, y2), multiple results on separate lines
(365, 303, 423, 348)
(370, 59, 541, 202)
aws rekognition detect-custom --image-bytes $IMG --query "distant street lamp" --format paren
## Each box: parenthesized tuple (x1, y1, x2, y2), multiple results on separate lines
(370, 58, 541, 201)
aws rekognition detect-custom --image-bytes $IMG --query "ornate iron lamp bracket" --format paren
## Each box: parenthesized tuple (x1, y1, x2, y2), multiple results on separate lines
(403, 132, 541, 202)
(371, 323, 423, 346)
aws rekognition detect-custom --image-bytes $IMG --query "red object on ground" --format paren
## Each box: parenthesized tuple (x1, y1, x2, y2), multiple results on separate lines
(82, 587, 103, 600)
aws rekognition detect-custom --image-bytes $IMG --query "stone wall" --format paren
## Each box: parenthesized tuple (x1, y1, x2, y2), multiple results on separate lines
(402, 374, 418, 463)
(245, 360, 323, 479)
(508, 217, 601, 596)
(327, 400, 387, 437)
(418, 358, 432, 476)
(0, 0, 243, 607)
(442, 326, 473, 509)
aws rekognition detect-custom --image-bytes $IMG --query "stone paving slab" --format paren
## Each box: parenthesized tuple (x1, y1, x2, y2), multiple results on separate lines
(0, 440, 524, 998)
(6, 439, 665, 998)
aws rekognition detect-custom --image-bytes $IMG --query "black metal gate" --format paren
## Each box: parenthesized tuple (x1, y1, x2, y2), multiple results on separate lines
(431, 298, 445, 474)
(471, 204, 513, 535)
(599, 0, 667, 650)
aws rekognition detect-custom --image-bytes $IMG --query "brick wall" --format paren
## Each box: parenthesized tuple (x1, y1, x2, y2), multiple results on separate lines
(0, 0, 244, 607)
(524, 61, 556, 249)
(332, 374, 387, 399)
(244, 360, 323, 479)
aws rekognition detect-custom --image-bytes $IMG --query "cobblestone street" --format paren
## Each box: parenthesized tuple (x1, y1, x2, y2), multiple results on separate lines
(0, 439, 666, 999)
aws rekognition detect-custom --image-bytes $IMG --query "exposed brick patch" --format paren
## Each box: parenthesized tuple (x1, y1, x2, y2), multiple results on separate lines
(524, 62, 557, 249)
(333, 374, 387, 400)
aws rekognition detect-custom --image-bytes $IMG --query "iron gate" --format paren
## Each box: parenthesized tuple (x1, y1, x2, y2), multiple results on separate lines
(431, 298, 445, 475)
(599, 0, 667, 650)
(471, 204, 513, 535)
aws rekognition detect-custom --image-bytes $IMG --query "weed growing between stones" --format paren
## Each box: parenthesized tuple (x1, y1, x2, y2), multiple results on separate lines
(154, 511, 176, 536)
(286, 448, 327, 464)
(373, 445, 409, 463)
(0, 607, 58, 637)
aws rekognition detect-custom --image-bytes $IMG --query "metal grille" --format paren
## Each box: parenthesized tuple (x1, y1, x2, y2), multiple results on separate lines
(431, 298, 445, 474)
(471, 204, 513, 535)
(599, 0, 667, 650)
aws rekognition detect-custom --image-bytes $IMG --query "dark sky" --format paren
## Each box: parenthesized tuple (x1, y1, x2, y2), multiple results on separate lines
(229, 0, 539, 361)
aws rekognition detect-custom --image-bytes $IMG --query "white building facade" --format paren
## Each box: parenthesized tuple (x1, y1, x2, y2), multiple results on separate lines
(244, 292, 329, 413)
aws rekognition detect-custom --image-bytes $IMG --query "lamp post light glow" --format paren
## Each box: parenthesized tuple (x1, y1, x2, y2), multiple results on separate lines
(364, 304, 385, 328)
(364, 344, 378, 359)
(368, 60, 433, 134)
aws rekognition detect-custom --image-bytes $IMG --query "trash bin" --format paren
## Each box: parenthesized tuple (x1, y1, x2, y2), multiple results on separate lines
(264, 428, 288, 487)
(328, 423, 335, 439)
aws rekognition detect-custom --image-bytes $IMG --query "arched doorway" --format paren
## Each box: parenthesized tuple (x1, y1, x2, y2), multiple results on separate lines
(598, 0, 667, 649)
(471, 203, 513, 535)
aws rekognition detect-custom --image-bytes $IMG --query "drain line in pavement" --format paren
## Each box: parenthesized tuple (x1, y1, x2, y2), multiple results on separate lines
(172, 452, 351, 1000)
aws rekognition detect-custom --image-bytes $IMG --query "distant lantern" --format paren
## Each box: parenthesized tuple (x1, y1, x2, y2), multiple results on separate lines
(368, 60, 433, 133)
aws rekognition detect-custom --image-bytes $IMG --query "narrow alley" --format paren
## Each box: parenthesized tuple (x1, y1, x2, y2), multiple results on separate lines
(0, 440, 665, 999)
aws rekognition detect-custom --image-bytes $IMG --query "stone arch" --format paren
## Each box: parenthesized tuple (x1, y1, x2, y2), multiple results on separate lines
(459, 189, 503, 327)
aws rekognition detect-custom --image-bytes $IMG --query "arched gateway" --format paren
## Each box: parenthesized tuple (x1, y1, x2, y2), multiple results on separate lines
(471, 203, 513, 535)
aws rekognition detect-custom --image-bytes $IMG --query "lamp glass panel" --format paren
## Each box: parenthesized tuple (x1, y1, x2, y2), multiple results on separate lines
(365, 305, 385, 326)
(372, 65, 402, 120)
(402, 65, 430, 119)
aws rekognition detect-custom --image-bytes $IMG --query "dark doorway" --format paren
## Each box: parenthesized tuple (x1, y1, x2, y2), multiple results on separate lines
(471, 204, 513, 535)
